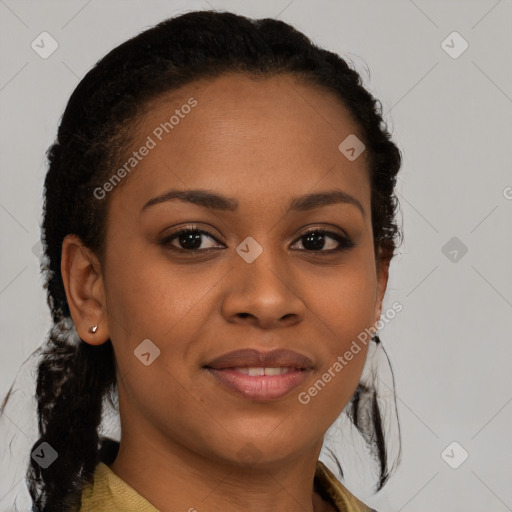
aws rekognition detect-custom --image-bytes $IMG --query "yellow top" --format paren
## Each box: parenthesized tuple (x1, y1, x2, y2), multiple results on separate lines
(79, 459, 376, 512)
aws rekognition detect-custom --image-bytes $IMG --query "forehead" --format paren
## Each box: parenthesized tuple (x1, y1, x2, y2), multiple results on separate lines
(108, 72, 370, 215)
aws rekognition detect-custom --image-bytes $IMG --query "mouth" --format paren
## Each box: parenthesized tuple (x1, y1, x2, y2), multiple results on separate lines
(204, 348, 314, 401)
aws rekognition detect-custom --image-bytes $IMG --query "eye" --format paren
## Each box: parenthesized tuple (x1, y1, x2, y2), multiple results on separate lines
(291, 228, 355, 253)
(159, 226, 223, 252)
(159, 226, 354, 254)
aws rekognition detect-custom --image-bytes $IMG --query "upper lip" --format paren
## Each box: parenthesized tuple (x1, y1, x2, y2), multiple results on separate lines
(205, 348, 314, 370)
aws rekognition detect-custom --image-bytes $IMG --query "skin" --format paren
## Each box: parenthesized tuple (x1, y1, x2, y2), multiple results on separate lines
(61, 73, 390, 512)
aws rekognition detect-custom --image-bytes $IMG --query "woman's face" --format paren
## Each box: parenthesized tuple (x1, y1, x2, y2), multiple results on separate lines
(86, 73, 389, 466)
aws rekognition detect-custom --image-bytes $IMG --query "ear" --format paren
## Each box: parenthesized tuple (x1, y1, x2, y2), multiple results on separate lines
(371, 245, 392, 330)
(61, 234, 109, 345)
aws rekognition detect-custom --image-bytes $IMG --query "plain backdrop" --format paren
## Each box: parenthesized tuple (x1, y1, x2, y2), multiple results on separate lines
(1, 1, 511, 511)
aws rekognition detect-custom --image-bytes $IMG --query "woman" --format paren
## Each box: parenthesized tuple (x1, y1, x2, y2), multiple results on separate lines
(14, 9, 402, 512)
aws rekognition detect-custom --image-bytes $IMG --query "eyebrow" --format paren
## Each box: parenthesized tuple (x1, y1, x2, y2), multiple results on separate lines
(141, 188, 365, 217)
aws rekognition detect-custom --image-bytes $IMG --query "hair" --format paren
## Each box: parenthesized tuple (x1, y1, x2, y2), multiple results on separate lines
(4, 9, 403, 511)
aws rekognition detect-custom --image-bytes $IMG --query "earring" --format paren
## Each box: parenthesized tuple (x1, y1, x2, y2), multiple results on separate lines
(372, 334, 381, 344)
(88, 325, 98, 334)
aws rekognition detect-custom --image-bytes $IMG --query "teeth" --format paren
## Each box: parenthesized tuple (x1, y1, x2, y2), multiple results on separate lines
(264, 367, 290, 376)
(233, 367, 293, 376)
(248, 367, 265, 376)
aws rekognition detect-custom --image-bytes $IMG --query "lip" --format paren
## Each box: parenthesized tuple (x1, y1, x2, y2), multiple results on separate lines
(204, 348, 314, 401)
(205, 348, 314, 370)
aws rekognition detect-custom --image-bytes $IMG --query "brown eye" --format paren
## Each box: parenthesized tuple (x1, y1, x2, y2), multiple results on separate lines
(160, 227, 222, 252)
(292, 229, 355, 253)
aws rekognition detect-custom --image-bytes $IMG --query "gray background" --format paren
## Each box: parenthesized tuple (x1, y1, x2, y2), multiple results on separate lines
(1, 1, 511, 511)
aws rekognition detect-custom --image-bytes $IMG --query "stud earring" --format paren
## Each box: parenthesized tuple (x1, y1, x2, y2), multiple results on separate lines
(88, 325, 98, 334)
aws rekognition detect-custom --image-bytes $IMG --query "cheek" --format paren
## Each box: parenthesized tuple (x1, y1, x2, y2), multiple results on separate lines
(102, 243, 231, 381)
(104, 241, 212, 335)
(297, 259, 376, 405)
(103, 250, 213, 426)
(296, 270, 374, 420)
(303, 258, 377, 344)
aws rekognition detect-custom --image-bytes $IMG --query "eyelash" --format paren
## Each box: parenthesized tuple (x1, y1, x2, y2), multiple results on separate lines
(159, 225, 355, 255)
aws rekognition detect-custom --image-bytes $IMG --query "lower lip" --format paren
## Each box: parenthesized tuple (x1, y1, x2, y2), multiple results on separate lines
(205, 368, 311, 401)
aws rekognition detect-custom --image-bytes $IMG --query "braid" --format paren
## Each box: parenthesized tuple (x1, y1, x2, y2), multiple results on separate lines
(27, 322, 115, 511)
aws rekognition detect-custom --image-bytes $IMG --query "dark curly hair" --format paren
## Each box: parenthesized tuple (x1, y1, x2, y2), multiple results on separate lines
(3, 9, 403, 511)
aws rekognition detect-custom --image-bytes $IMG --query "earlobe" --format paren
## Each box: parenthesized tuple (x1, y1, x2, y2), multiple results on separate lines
(61, 234, 109, 345)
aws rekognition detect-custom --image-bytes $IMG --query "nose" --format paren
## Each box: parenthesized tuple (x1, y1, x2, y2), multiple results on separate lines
(220, 250, 306, 329)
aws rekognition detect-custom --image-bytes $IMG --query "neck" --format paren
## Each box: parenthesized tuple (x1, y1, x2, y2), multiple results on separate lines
(109, 432, 335, 512)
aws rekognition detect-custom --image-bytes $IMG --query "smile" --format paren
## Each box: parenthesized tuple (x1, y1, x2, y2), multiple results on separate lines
(205, 367, 311, 401)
